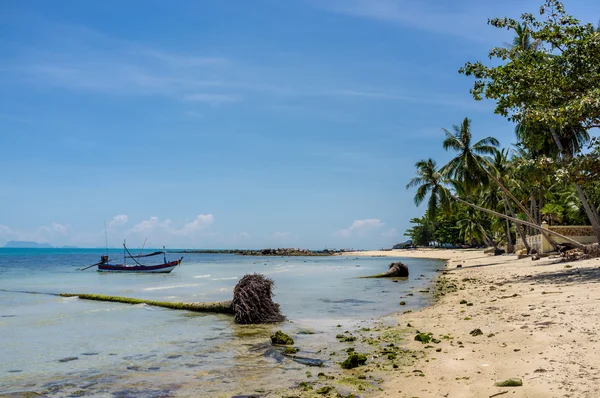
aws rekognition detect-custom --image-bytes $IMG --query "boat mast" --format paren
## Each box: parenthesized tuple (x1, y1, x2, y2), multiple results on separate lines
(123, 239, 126, 267)
(104, 220, 109, 257)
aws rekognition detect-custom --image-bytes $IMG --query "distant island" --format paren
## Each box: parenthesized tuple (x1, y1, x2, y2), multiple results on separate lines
(3, 241, 54, 248)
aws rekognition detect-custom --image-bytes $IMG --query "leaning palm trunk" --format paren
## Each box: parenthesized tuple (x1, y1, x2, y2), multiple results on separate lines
(60, 274, 285, 324)
(503, 202, 514, 253)
(58, 294, 234, 313)
(504, 194, 531, 253)
(450, 193, 589, 251)
(550, 128, 600, 243)
(485, 167, 558, 250)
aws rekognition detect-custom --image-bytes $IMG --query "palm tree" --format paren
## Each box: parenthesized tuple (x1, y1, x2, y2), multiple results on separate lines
(510, 22, 541, 51)
(406, 159, 588, 251)
(441, 117, 499, 193)
(406, 159, 450, 220)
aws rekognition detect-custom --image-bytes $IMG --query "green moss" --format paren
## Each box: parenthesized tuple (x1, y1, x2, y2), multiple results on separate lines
(316, 386, 335, 395)
(283, 347, 299, 355)
(59, 293, 234, 314)
(414, 333, 431, 344)
(298, 381, 313, 391)
(271, 330, 294, 345)
(495, 378, 523, 387)
(341, 353, 367, 369)
(336, 334, 357, 342)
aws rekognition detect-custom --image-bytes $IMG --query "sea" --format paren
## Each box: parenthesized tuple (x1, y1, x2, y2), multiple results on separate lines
(0, 248, 444, 397)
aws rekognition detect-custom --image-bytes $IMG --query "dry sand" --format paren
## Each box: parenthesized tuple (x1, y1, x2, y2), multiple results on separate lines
(344, 248, 600, 398)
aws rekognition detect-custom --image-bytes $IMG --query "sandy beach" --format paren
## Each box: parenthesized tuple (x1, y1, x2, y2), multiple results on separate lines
(342, 248, 600, 398)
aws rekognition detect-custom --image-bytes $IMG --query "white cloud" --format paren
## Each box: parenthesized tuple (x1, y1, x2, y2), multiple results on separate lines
(8, 24, 241, 103)
(127, 214, 217, 247)
(178, 214, 215, 236)
(315, 0, 509, 43)
(37, 222, 71, 237)
(381, 228, 399, 238)
(272, 231, 291, 239)
(334, 219, 385, 237)
(0, 225, 18, 241)
(108, 214, 128, 228)
(184, 93, 242, 104)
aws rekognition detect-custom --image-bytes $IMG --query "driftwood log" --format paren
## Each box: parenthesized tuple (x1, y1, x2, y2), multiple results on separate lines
(60, 273, 285, 324)
(361, 262, 409, 278)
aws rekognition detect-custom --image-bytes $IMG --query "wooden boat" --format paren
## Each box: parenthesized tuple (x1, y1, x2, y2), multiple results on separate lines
(94, 242, 183, 273)
(97, 258, 182, 273)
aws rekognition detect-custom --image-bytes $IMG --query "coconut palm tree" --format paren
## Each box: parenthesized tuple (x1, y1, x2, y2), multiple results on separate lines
(441, 117, 499, 193)
(406, 159, 450, 220)
(406, 159, 588, 251)
(511, 22, 541, 51)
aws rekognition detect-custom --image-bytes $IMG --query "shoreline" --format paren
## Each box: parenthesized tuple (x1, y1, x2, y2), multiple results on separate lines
(354, 248, 600, 398)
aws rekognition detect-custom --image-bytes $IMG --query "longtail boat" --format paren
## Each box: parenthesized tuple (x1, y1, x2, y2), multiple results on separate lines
(86, 242, 183, 273)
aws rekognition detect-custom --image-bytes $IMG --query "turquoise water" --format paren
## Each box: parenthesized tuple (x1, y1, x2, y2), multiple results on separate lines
(0, 249, 443, 397)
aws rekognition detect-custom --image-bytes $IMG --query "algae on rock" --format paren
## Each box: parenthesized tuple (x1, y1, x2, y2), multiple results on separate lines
(341, 353, 367, 369)
(271, 330, 294, 345)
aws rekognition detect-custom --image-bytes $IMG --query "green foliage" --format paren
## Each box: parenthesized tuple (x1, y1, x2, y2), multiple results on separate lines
(404, 217, 435, 246)
(460, 1, 600, 132)
(441, 117, 499, 193)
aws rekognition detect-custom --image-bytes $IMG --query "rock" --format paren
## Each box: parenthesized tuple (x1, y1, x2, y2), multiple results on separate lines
(341, 353, 367, 369)
(58, 356, 78, 363)
(336, 334, 356, 342)
(316, 386, 335, 395)
(283, 347, 299, 355)
(270, 330, 294, 345)
(469, 328, 483, 336)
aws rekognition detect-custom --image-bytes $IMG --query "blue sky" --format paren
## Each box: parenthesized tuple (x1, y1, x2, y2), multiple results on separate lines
(1, 0, 599, 249)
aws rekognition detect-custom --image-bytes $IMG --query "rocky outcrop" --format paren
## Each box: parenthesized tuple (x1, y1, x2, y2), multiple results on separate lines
(172, 248, 339, 256)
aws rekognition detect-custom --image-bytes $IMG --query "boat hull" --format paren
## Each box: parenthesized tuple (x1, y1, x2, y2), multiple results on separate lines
(97, 259, 182, 273)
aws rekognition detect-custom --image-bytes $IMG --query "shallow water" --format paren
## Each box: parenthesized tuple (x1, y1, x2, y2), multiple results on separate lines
(0, 249, 443, 397)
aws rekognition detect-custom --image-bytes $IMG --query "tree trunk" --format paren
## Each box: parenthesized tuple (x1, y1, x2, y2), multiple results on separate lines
(530, 195, 536, 235)
(59, 293, 235, 314)
(484, 167, 558, 249)
(503, 201, 514, 253)
(449, 193, 587, 251)
(505, 195, 532, 253)
(538, 193, 544, 224)
(505, 217, 514, 253)
(550, 128, 600, 243)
